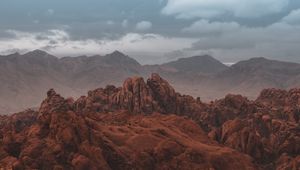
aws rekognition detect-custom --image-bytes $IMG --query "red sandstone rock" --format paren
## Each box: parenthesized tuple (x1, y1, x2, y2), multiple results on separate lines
(113, 76, 160, 114)
(0, 74, 299, 169)
(256, 88, 300, 123)
(217, 115, 300, 167)
(0, 87, 258, 170)
(276, 154, 300, 170)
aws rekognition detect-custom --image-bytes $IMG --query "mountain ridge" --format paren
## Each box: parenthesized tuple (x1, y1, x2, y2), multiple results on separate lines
(162, 55, 228, 74)
(1, 49, 300, 114)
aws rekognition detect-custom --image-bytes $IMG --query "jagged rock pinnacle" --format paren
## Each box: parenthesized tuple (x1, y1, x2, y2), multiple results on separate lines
(47, 89, 57, 98)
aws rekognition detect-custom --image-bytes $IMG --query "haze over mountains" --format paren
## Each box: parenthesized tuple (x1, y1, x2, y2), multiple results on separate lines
(1, 49, 300, 114)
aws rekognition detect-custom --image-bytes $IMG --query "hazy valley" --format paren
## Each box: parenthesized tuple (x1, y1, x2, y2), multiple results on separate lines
(1, 50, 300, 114)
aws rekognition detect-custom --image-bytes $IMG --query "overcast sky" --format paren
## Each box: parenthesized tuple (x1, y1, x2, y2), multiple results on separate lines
(0, 0, 300, 64)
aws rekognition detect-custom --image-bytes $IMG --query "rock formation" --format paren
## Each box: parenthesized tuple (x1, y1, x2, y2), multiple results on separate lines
(0, 89, 257, 170)
(0, 74, 299, 169)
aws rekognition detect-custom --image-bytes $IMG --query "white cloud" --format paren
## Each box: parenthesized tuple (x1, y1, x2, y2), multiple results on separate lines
(282, 9, 300, 25)
(182, 20, 241, 35)
(135, 21, 153, 31)
(182, 17, 300, 63)
(2, 8, 300, 64)
(188, 19, 300, 50)
(0, 30, 196, 64)
(162, 0, 290, 19)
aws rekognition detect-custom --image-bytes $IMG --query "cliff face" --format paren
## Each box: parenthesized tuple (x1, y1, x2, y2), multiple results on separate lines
(0, 74, 299, 170)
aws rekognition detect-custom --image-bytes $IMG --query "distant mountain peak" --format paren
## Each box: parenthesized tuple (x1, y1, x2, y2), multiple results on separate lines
(25, 49, 49, 56)
(11, 52, 20, 56)
(246, 57, 270, 62)
(104, 51, 141, 66)
(22, 49, 56, 60)
(6, 52, 20, 57)
(1, 50, 55, 61)
(252, 57, 268, 60)
(191, 54, 214, 59)
(174, 55, 214, 61)
(105, 50, 129, 60)
(163, 54, 228, 74)
(232, 57, 300, 70)
(110, 50, 126, 56)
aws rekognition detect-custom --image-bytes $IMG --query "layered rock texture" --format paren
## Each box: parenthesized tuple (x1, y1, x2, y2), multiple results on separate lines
(0, 74, 299, 170)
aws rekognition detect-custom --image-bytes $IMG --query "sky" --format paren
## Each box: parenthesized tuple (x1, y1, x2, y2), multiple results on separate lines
(0, 0, 300, 64)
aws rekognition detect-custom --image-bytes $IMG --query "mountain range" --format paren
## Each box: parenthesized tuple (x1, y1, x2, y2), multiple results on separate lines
(1, 49, 300, 114)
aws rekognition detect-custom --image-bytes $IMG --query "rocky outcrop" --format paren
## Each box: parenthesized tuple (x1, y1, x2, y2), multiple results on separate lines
(256, 88, 300, 123)
(73, 73, 206, 115)
(0, 74, 299, 169)
(209, 105, 300, 168)
(113, 76, 160, 114)
(147, 73, 178, 113)
(51, 75, 300, 169)
(73, 75, 162, 114)
(0, 88, 258, 170)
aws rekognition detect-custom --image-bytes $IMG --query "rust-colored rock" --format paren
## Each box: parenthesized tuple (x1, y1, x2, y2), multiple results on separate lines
(276, 154, 300, 170)
(256, 88, 300, 123)
(0, 97, 257, 170)
(0, 74, 299, 169)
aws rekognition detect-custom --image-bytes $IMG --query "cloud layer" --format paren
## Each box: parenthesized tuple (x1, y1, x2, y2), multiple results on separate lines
(0, 29, 195, 64)
(182, 20, 240, 35)
(136, 21, 153, 31)
(0, 0, 300, 64)
(162, 0, 290, 19)
(181, 10, 300, 62)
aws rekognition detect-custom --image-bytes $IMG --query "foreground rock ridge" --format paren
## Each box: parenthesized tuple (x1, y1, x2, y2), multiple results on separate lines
(0, 74, 299, 170)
